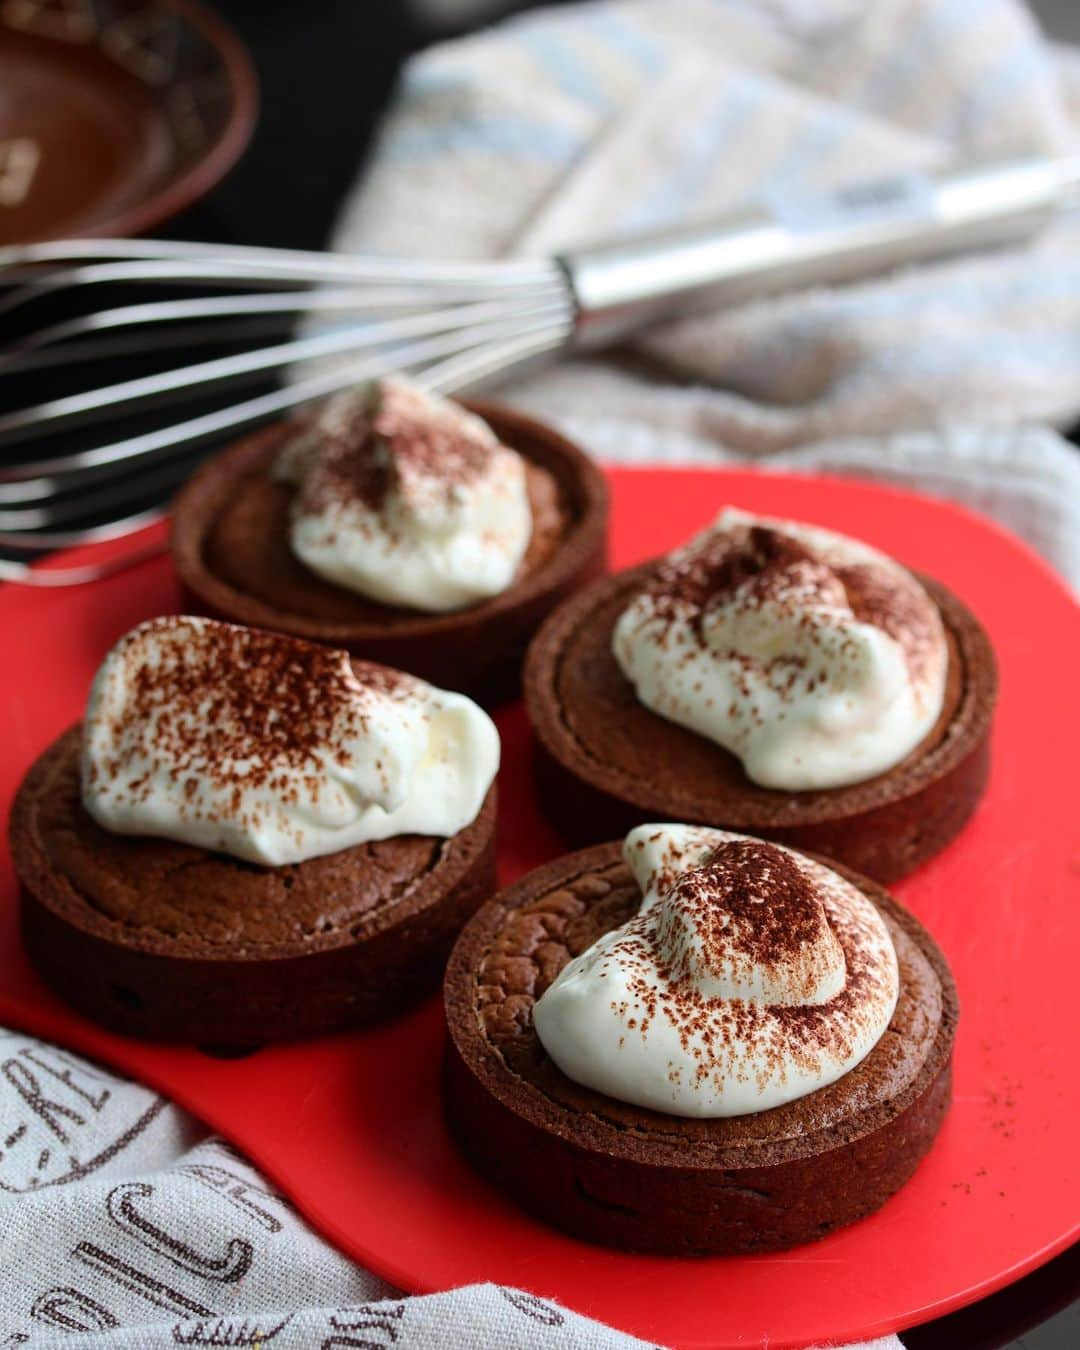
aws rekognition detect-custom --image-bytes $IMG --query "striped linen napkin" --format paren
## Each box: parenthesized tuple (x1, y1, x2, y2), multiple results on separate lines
(0, 1027, 897, 1349)
(333, 0, 1080, 589)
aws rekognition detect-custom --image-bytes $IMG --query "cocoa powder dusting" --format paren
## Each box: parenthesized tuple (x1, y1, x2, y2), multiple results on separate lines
(589, 842, 886, 1098)
(647, 526, 828, 635)
(666, 840, 823, 972)
(306, 434, 389, 515)
(373, 379, 493, 501)
(298, 379, 496, 520)
(640, 520, 939, 682)
(836, 562, 938, 683)
(626, 841, 855, 1082)
(105, 619, 403, 795)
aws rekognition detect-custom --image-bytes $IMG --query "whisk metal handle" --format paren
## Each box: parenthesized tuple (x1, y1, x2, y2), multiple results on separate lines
(560, 157, 1080, 345)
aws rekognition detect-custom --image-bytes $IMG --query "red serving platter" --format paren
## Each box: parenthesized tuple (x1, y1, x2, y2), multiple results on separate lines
(1, 466, 1077, 1350)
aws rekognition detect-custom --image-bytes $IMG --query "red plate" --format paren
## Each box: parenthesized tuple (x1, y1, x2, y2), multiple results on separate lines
(1, 467, 1078, 1350)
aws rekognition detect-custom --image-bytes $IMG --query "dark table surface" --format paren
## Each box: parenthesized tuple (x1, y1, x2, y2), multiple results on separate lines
(135, 1, 1080, 1345)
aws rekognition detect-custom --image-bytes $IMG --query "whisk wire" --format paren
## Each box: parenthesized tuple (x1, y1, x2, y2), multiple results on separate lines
(0, 295, 572, 452)
(0, 307, 575, 510)
(8, 286, 565, 355)
(0, 236, 567, 284)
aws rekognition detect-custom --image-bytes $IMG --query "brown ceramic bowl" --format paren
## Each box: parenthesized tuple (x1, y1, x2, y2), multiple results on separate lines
(0, 0, 257, 244)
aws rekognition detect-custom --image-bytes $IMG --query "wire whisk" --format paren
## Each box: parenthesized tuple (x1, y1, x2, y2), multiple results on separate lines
(3, 156, 1079, 582)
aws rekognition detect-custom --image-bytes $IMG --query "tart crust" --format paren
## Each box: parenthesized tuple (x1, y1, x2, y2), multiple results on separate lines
(444, 841, 957, 1255)
(11, 724, 496, 1044)
(524, 565, 997, 882)
(171, 401, 608, 702)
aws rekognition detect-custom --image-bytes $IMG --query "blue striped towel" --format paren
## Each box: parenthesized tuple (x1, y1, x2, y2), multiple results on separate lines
(332, 0, 1080, 588)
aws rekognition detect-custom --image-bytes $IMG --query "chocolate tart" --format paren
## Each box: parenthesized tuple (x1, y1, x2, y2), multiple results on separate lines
(524, 565, 997, 883)
(444, 841, 957, 1255)
(11, 725, 496, 1045)
(171, 401, 608, 702)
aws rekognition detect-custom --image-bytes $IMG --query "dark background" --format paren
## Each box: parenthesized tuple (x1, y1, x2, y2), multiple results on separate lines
(153, 1, 1080, 1345)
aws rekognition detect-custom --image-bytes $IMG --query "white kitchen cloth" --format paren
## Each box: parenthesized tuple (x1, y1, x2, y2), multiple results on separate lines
(0, 1027, 896, 1350)
(333, 0, 1080, 589)
(5, 1, 1080, 1348)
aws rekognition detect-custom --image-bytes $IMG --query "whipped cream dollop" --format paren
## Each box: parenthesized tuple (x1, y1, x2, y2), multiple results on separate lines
(81, 616, 499, 866)
(612, 509, 948, 791)
(275, 376, 532, 612)
(533, 825, 899, 1118)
